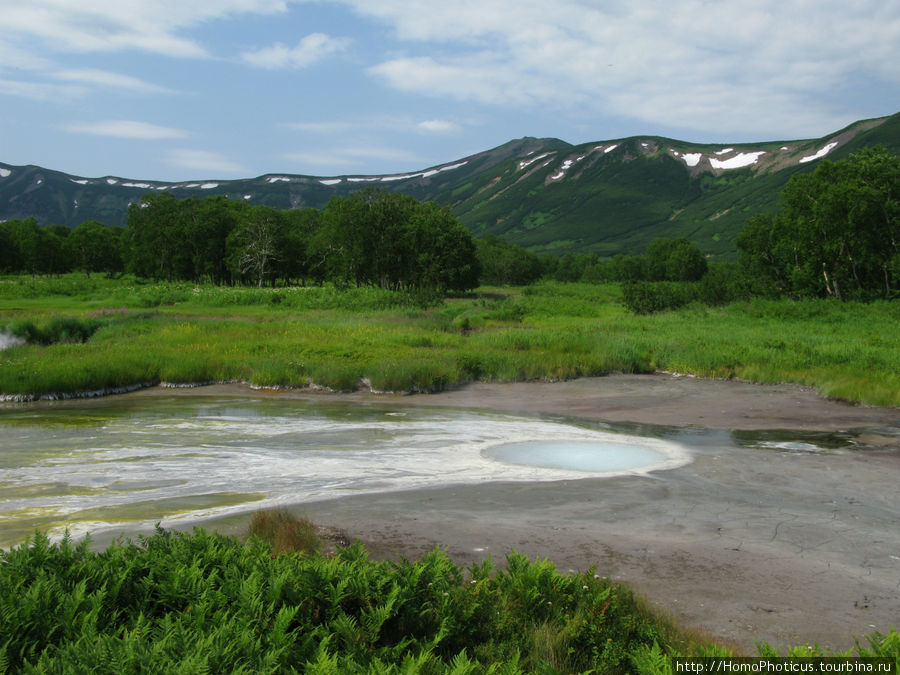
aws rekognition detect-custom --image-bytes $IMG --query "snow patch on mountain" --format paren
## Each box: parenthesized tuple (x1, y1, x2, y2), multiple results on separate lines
(381, 161, 470, 182)
(549, 154, 589, 181)
(550, 159, 573, 180)
(0, 168, 10, 178)
(325, 161, 469, 186)
(438, 161, 467, 172)
(518, 152, 553, 170)
(710, 151, 766, 169)
(123, 182, 152, 189)
(669, 148, 701, 166)
(71, 178, 89, 185)
(799, 142, 838, 164)
(667, 147, 767, 169)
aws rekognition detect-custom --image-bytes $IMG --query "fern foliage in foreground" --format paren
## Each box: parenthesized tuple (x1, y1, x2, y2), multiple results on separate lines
(0, 528, 663, 673)
(1, 529, 897, 673)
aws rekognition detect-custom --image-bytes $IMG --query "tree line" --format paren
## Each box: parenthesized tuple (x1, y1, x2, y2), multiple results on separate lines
(2, 146, 895, 303)
(737, 145, 898, 301)
(127, 188, 484, 292)
(0, 218, 124, 278)
(1, 189, 482, 293)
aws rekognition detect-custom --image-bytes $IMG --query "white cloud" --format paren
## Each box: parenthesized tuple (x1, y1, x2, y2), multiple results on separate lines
(0, 77, 83, 100)
(370, 55, 543, 107)
(349, 0, 900, 139)
(0, 0, 292, 57)
(66, 120, 189, 140)
(416, 119, 462, 135)
(284, 120, 358, 133)
(285, 115, 463, 136)
(54, 69, 175, 94)
(241, 33, 350, 69)
(168, 149, 246, 174)
(0, 39, 52, 70)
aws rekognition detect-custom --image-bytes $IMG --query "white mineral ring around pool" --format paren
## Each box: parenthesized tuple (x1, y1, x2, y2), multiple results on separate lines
(481, 435, 692, 476)
(0, 404, 694, 545)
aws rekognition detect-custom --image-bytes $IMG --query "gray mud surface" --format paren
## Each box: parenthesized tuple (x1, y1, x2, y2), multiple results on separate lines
(139, 375, 900, 652)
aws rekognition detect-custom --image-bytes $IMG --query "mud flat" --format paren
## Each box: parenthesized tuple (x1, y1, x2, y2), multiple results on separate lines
(141, 374, 900, 652)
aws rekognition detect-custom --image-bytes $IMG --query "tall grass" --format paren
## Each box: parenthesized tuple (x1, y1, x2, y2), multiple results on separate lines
(245, 509, 320, 555)
(1, 275, 897, 405)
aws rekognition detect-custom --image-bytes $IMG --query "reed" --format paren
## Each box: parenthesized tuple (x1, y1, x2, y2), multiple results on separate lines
(245, 508, 320, 555)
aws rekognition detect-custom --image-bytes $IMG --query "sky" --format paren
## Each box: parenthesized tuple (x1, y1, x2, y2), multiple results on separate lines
(1, 0, 898, 182)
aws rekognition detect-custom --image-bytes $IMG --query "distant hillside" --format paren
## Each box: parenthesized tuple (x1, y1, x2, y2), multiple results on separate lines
(1, 113, 897, 258)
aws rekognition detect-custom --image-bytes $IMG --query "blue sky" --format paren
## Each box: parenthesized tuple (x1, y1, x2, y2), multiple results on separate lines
(1, 0, 898, 182)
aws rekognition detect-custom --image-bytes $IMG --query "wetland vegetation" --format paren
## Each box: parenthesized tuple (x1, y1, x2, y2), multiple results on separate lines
(0, 275, 897, 406)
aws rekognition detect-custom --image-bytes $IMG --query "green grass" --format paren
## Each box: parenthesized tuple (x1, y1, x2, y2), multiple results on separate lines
(1, 275, 898, 406)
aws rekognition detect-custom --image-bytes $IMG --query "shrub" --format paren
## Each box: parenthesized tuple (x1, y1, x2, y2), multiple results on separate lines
(622, 281, 695, 314)
(6, 315, 102, 345)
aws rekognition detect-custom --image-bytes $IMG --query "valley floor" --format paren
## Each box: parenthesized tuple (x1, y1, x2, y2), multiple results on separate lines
(119, 374, 900, 653)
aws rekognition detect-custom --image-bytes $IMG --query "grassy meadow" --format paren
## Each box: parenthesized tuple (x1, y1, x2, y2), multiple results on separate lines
(0, 274, 898, 406)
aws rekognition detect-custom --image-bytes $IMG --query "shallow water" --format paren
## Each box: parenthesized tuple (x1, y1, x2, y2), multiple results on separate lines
(0, 395, 692, 547)
(485, 439, 673, 472)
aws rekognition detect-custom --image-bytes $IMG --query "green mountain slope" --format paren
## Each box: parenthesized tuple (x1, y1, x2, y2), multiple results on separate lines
(1, 113, 897, 258)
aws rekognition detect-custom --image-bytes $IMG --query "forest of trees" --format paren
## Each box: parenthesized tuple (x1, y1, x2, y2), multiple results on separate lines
(737, 145, 898, 300)
(0, 218, 124, 278)
(0, 189, 482, 293)
(1, 146, 896, 304)
(126, 188, 482, 292)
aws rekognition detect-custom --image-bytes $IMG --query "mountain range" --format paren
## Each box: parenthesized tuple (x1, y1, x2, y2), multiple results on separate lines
(1, 112, 898, 258)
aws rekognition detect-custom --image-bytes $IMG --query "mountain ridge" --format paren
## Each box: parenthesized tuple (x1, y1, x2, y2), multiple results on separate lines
(2, 113, 897, 258)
